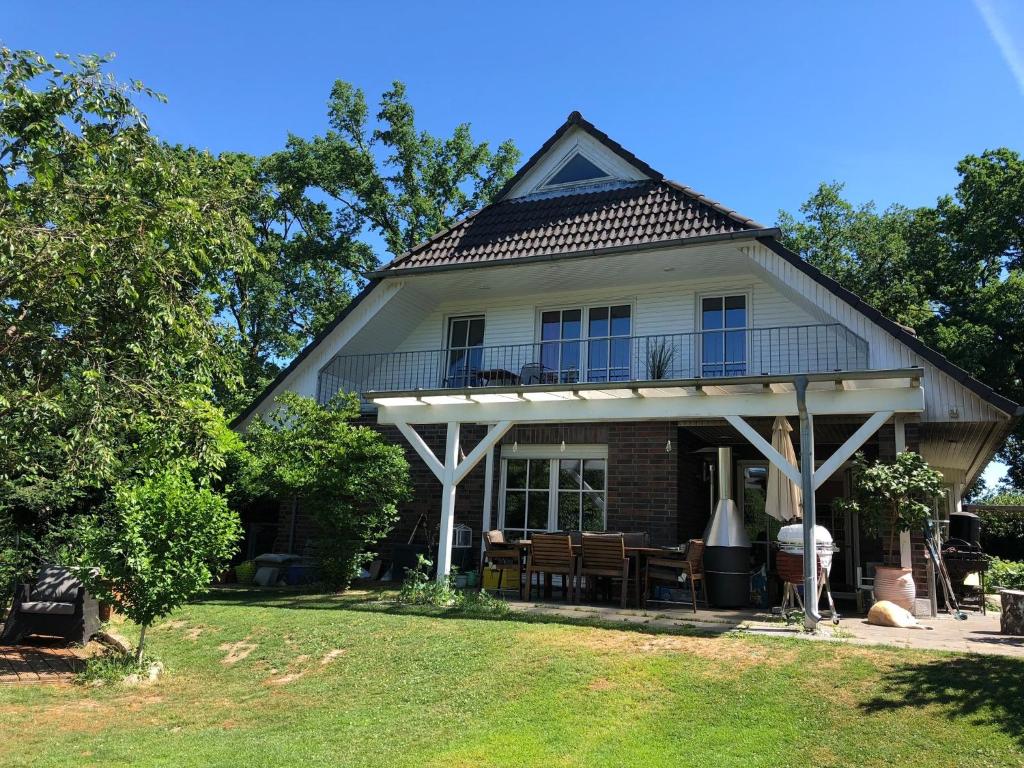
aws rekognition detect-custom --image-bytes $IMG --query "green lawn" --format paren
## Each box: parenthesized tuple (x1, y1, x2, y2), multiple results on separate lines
(1, 589, 1022, 768)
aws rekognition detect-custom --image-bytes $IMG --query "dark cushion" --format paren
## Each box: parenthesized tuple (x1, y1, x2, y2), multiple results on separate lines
(32, 567, 82, 602)
(20, 601, 76, 615)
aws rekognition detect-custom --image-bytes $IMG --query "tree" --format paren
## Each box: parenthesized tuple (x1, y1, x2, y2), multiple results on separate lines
(777, 182, 934, 331)
(837, 452, 945, 564)
(209, 82, 519, 413)
(779, 152, 1024, 485)
(239, 392, 411, 589)
(210, 153, 376, 413)
(80, 467, 241, 661)
(0, 49, 254, 534)
(279, 80, 520, 259)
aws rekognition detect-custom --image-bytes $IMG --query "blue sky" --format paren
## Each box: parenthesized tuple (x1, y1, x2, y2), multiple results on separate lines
(8, 1, 1024, 485)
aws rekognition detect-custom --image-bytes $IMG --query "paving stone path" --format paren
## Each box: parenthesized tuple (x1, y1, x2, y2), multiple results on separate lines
(0, 641, 82, 684)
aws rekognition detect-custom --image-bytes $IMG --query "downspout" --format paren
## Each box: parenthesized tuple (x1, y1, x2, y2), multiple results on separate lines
(795, 375, 822, 631)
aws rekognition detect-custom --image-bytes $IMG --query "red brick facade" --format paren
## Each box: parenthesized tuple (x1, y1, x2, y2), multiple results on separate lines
(273, 414, 933, 598)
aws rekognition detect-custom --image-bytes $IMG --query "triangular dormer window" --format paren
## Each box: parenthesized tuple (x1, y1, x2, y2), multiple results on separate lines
(541, 152, 613, 189)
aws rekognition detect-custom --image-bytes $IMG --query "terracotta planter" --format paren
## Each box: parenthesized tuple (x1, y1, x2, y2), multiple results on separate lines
(874, 566, 916, 612)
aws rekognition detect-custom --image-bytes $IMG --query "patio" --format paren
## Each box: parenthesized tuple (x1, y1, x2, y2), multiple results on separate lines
(505, 596, 1024, 657)
(0, 639, 82, 684)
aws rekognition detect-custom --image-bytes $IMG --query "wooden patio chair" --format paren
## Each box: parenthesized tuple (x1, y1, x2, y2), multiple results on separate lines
(579, 533, 636, 608)
(621, 532, 649, 547)
(480, 530, 521, 596)
(523, 534, 575, 602)
(643, 539, 708, 613)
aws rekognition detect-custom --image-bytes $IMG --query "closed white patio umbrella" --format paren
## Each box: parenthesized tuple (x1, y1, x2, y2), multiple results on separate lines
(765, 416, 801, 522)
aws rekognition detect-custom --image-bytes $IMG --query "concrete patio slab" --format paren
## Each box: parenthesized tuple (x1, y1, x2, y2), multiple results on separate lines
(507, 599, 1024, 657)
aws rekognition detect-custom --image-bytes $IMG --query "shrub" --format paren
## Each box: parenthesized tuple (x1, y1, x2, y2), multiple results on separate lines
(397, 556, 508, 615)
(988, 557, 1024, 591)
(80, 467, 241, 660)
(76, 650, 157, 686)
(234, 560, 257, 585)
(239, 392, 411, 590)
(398, 556, 459, 606)
(836, 452, 945, 563)
(976, 507, 1024, 561)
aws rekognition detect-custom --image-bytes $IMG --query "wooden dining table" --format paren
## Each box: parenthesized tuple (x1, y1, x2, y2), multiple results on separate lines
(510, 539, 683, 603)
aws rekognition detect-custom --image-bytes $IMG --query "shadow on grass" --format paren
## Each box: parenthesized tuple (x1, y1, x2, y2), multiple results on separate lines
(196, 585, 730, 638)
(860, 654, 1024, 748)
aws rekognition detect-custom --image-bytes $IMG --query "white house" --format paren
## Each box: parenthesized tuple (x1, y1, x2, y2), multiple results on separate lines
(234, 112, 1020, 627)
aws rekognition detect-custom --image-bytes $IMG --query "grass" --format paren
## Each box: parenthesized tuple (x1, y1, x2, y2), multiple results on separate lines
(1, 587, 1022, 768)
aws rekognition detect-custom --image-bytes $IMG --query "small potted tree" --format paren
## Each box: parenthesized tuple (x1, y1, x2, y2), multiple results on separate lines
(836, 451, 944, 611)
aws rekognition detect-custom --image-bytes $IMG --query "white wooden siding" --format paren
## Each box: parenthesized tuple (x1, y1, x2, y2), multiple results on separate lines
(745, 243, 1007, 423)
(395, 273, 820, 353)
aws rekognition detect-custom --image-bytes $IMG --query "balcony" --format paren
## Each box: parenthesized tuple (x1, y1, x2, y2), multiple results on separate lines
(317, 324, 870, 405)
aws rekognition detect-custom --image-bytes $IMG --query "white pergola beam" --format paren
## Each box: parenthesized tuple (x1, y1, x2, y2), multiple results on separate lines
(453, 421, 513, 484)
(724, 415, 802, 486)
(481, 425, 496, 557)
(394, 421, 445, 481)
(393, 420, 516, 580)
(812, 410, 893, 490)
(895, 416, 913, 570)
(376, 385, 923, 425)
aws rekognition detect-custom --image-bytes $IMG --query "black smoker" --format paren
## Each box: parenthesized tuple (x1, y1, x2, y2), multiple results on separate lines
(702, 447, 751, 608)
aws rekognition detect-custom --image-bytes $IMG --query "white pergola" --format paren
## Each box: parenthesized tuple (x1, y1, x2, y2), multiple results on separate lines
(370, 368, 925, 631)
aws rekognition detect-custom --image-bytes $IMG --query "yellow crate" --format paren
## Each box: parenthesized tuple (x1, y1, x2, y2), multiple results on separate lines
(481, 567, 520, 592)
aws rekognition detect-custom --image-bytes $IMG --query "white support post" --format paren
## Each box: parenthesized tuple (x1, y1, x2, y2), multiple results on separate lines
(394, 421, 444, 480)
(724, 414, 802, 486)
(481, 425, 496, 559)
(393, 420, 514, 579)
(812, 410, 893, 490)
(894, 415, 912, 569)
(453, 421, 514, 484)
(437, 422, 460, 581)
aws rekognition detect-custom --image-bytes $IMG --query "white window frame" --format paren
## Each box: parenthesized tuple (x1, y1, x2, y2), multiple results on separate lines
(535, 302, 635, 384)
(538, 147, 615, 191)
(696, 291, 752, 378)
(443, 313, 486, 388)
(497, 444, 609, 535)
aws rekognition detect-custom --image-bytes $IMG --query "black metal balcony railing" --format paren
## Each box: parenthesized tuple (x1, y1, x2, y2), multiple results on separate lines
(316, 324, 870, 404)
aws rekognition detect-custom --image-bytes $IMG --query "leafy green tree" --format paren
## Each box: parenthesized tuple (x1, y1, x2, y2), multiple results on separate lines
(280, 80, 520, 259)
(239, 392, 411, 589)
(837, 452, 945, 564)
(779, 151, 1024, 486)
(80, 468, 242, 661)
(0, 49, 254, 530)
(210, 153, 376, 413)
(210, 82, 518, 413)
(777, 182, 934, 330)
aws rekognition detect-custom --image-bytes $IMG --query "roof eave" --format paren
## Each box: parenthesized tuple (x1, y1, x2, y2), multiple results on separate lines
(370, 227, 781, 279)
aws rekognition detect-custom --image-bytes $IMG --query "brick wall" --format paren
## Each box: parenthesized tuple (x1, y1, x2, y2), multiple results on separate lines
(273, 418, 685, 562)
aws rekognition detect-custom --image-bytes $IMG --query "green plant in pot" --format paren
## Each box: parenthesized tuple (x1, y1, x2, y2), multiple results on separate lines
(645, 340, 675, 380)
(835, 451, 944, 611)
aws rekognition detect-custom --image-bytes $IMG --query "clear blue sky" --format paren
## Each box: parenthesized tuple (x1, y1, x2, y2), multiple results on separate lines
(8, 1, 1023, 485)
